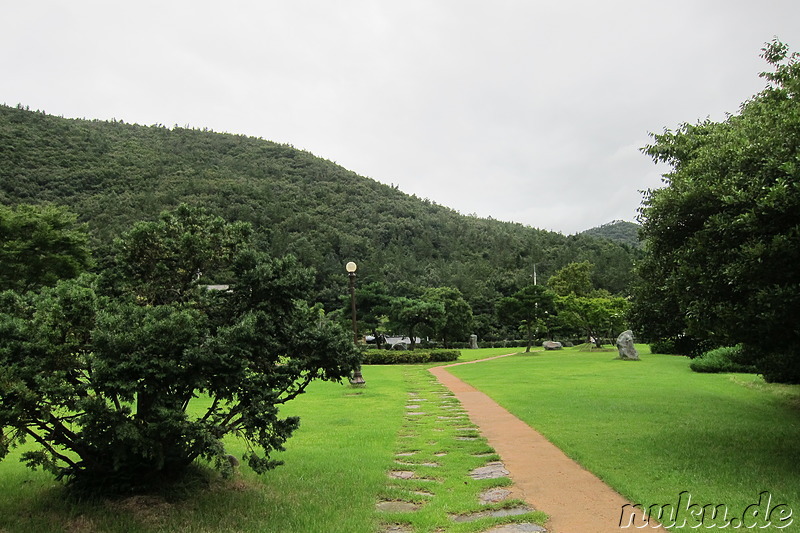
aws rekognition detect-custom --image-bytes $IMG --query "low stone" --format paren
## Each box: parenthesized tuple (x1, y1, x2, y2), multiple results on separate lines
(616, 330, 640, 361)
(469, 461, 509, 480)
(450, 505, 533, 522)
(388, 470, 416, 480)
(376, 500, 422, 513)
(542, 341, 562, 350)
(479, 487, 512, 504)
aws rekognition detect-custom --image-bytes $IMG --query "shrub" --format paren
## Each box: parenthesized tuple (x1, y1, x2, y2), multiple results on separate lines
(361, 349, 460, 365)
(690, 345, 758, 374)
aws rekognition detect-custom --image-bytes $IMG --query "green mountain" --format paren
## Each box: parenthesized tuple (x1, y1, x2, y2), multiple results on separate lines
(580, 220, 642, 248)
(0, 104, 640, 337)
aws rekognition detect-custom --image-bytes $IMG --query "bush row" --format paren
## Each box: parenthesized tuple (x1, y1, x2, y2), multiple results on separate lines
(360, 349, 461, 365)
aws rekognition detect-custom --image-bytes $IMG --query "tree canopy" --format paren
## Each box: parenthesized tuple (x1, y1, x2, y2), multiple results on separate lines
(0, 203, 91, 291)
(633, 39, 800, 382)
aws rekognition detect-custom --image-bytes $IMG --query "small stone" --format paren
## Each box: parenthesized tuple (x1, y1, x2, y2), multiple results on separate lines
(479, 487, 513, 504)
(388, 471, 416, 480)
(542, 340, 563, 350)
(469, 461, 509, 480)
(376, 500, 422, 513)
(450, 506, 533, 523)
(406, 405, 420, 409)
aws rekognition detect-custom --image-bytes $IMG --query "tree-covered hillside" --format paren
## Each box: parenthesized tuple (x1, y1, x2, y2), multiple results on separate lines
(0, 104, 640, 339)
(580, 220, 641, 248)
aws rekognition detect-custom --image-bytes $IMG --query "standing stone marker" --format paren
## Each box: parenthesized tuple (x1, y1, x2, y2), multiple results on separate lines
(469, 334, 479, 349)
(616, 330, 640, 360)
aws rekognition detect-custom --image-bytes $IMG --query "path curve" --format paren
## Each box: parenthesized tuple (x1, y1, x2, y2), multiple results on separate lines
(429, 353, 667, 533)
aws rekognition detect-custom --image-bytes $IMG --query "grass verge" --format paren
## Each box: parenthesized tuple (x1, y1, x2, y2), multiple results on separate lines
(447, 345, 800, 530)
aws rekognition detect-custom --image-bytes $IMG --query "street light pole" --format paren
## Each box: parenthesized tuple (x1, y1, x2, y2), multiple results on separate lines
(345, 261, 365, 386)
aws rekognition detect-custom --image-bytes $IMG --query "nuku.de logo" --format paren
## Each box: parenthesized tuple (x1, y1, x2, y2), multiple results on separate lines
(619, 491, 793, 529)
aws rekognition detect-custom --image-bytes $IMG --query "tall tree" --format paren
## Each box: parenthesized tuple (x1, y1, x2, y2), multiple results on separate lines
(547, 261, 595, 297)
(0, 206, 359, 492)
(497, 285, 556, 352)
(390, 297, 445, 350)
(634, 39, 800, 382)
(423, 286, 473, 348)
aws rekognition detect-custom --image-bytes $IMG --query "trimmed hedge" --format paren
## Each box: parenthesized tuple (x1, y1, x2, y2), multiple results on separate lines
(689, 345, 758, 374)
(361, 349, 461, 365)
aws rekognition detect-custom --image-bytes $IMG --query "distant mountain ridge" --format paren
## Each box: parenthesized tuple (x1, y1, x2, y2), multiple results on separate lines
(580, 220, 641, 248)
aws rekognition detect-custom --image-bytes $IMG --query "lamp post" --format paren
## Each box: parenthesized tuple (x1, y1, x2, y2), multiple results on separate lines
(346, 261, 365, 386)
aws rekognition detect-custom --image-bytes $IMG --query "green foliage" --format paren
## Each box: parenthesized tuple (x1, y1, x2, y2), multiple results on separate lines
(0, 104, 640, 323)
(496, 285, 556, 352)
(0, 206, 359, 492)
(555, 294, 629, 347)
(360, 349, 460, 364)
(547, 260, 595, 297)
(690, 345, 758, 374)
(634, 39, 800, 382)
(0, 204, 91, 291)
(389, 297, 445, 350)
(421, 286, 473, 347)
(580, 220, 642, 248)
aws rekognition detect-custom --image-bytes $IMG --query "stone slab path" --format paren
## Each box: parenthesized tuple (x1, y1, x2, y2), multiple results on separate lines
(430, 355, 668, 533)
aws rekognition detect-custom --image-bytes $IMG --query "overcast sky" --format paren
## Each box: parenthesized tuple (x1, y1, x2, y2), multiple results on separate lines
(3, 1, 800, 234)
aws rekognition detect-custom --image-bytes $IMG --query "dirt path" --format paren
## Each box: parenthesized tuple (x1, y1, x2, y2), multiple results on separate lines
(429, 354, 667, 533)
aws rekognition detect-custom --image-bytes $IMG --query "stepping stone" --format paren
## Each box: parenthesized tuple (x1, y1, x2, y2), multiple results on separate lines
(456, 436, 478, 441)
(406, 405, 421, 409)
(470, 461, 509, 480)
(407, 412, 425, 416)
(434, 452, 448, 457)
(450, 505, 533, 522)
(482, 523, 546, 533)
(376, 501, 422, 513)
(388, 470, 416, 480)
(395, 451, 417, 457)
(479, 487, 512, 504)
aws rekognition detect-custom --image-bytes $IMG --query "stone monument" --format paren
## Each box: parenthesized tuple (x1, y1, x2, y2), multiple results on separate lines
(616, 330, 640, 360)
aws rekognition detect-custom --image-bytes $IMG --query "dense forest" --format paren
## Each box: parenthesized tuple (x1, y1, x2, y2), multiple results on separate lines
(0, 104, 641, 340)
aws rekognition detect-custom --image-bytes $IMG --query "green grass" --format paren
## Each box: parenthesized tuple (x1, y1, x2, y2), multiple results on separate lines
(0, 361, 546, 533)
(0, 366, 408, 533)
(448, 345, 800, 531)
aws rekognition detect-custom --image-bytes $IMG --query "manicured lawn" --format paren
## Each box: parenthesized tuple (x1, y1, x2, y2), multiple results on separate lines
(448, 346, 800, 530)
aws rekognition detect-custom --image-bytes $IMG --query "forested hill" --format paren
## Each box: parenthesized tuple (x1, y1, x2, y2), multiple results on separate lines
(580, 220, 642, 248)
(0, 104, 639, 321)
